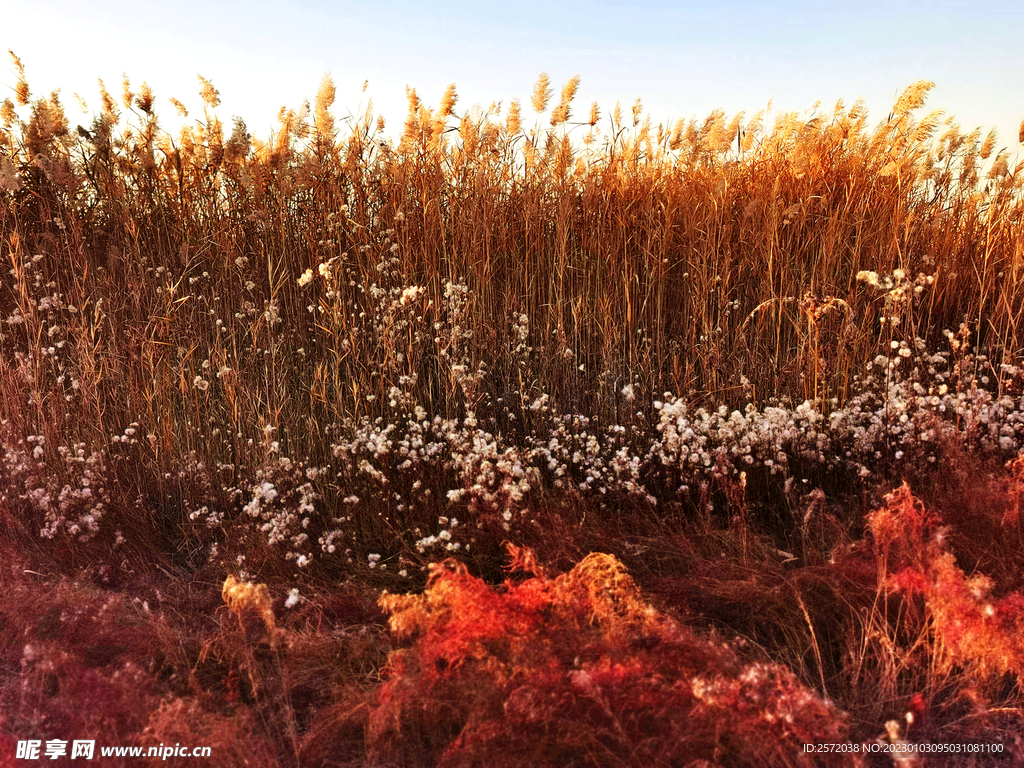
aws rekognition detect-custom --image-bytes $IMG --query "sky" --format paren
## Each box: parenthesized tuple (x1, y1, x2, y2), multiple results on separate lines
(3, 0, 1022, 158)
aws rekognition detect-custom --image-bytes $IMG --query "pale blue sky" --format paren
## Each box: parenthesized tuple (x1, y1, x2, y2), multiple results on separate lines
(4, 1, 1022, 158)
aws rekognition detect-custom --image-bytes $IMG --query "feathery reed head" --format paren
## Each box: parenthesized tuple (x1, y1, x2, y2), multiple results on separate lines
(549, 74, 580, 126)
(314, 73, 336, 139)
(892, 79, 935, 118)
(197, 74, 221, 109)
(531, 71, 552, 114)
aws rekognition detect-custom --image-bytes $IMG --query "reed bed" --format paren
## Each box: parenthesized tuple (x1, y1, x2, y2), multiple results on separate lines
(1, 54, 1023, 765)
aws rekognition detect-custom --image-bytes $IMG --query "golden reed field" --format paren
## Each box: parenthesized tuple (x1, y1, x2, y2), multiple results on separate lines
(1, 51, 1024, 765)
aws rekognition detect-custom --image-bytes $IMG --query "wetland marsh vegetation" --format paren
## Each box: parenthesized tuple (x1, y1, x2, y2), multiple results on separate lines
(1, 58, 1023, 764)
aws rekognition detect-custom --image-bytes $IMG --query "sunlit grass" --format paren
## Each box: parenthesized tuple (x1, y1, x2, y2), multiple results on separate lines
(1, 55, 1023, 765)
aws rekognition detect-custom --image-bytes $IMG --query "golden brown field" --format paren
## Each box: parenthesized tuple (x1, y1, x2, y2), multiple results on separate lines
(1, 53, 1023, 765)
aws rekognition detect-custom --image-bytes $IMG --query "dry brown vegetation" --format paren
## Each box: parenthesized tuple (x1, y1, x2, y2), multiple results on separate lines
(1, 53, 1024, 765)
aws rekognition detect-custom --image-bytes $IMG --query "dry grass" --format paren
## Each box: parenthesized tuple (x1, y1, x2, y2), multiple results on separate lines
(1, 56, 1024, 764)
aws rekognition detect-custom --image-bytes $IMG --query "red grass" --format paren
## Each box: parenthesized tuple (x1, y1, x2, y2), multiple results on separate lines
(367, 543, 857, 767)
(870, 483, 1024, 687)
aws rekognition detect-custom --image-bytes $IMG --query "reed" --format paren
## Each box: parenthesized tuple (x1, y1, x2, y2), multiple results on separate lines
(2, 55, 1023, 764)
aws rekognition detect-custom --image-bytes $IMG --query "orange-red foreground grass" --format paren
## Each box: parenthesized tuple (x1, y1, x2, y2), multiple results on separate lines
(3, 475, 1023, 766)
(870, 483, 1024, 689)
(366, 544, 854, 766)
